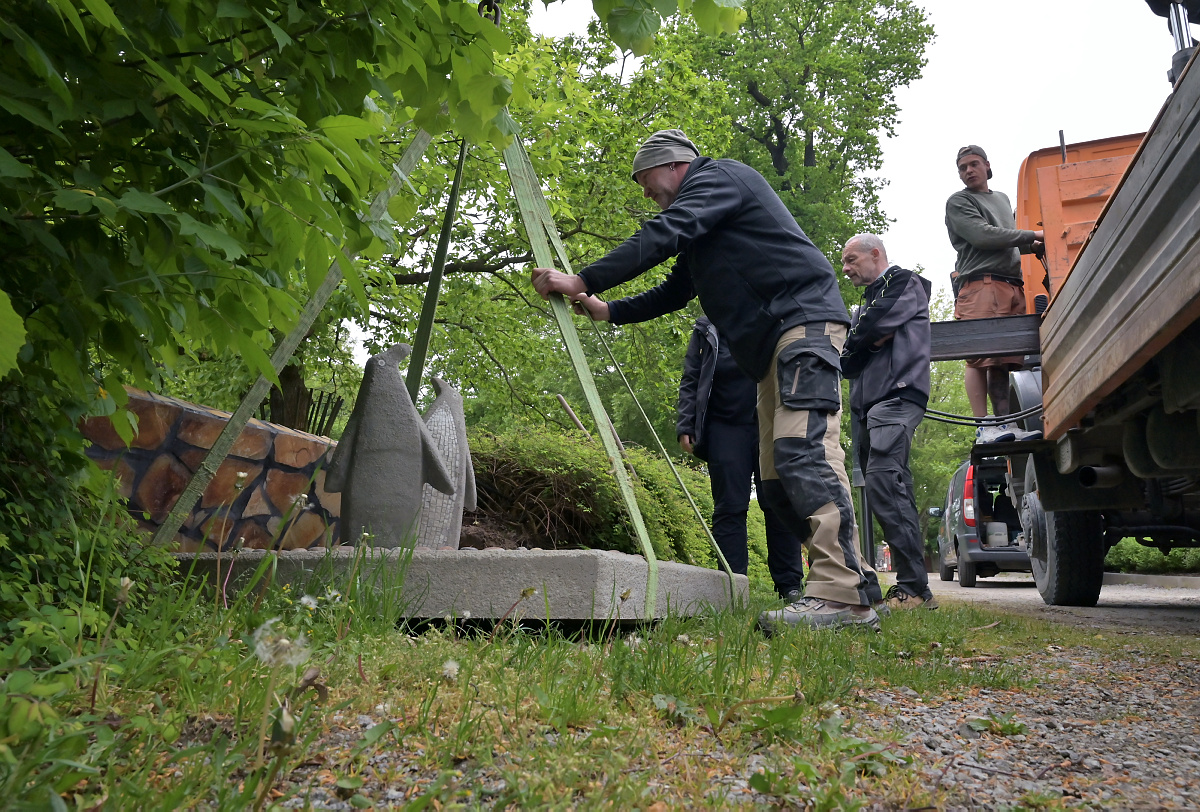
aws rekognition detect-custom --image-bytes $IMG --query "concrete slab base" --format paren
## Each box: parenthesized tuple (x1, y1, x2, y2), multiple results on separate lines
(174, 547, 748, 620)
(1103, 572, 1200, 589)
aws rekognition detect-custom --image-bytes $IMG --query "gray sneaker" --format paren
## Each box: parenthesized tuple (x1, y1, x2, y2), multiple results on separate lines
(757, 596, 881, 635)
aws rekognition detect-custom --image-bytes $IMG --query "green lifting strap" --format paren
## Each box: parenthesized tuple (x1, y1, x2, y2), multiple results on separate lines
(406, 138, 469, 402)
(502, 138, 661, 621)
(152, 129, 437, 549)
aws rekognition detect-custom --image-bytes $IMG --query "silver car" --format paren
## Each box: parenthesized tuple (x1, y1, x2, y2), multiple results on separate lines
(929, 457, 1031, 587)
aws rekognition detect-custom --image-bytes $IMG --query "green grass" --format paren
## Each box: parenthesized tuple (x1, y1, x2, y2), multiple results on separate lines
(3, 572, 1196, 810)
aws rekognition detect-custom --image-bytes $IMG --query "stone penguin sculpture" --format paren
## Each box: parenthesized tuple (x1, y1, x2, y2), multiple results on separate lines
(324, 343, 455, 548)
(416, 377, 477, 549)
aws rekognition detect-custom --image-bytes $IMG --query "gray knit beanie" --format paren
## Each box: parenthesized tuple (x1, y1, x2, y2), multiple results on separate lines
(631, 129, 700, 180)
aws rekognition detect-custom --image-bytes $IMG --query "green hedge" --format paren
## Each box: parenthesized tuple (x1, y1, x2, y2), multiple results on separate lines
(1104, 538, 1200, 574)
(469, 425, 766, 572)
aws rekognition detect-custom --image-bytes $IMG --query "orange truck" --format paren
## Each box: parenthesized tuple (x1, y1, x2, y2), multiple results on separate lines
(929, 2, 1200, 607)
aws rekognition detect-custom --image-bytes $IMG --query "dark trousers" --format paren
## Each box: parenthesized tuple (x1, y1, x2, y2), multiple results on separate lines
(706, 420, 801, 593)
(855, 397, 930, 599)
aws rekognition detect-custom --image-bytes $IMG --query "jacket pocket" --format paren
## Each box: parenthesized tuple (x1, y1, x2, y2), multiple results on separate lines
(776, 336, 842, 412)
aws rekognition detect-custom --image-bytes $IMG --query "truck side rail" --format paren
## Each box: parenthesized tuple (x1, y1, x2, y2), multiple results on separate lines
(1040, 56, 1200, 438)
(929, 315, 1042, 362)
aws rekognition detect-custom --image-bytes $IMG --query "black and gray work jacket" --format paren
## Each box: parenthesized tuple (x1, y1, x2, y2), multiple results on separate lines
(578, 156, 849, 382)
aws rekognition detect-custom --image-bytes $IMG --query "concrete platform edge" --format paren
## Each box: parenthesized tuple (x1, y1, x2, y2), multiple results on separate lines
(1103, 572, 1200, 589)
(173, 547, 749, 620)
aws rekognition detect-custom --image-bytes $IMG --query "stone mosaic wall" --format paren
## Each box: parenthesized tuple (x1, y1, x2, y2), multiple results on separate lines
(81, 388, 341, 552)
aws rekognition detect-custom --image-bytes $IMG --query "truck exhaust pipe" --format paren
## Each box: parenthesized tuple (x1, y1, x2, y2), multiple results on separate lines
(1079, 465, 1123, 489)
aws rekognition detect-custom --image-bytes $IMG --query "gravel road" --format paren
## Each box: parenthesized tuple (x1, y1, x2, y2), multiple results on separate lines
(927, 571, 1200, 636)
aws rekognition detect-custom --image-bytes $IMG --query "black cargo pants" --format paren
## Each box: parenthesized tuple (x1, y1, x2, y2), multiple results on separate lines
(855, 397, 930, 600)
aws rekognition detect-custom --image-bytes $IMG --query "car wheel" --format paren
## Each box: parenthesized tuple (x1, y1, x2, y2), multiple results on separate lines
(958, 559, 977, 588)
(939, 552, 954, 582)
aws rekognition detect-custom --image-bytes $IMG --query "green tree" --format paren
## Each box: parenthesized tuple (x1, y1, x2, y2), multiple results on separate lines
(356, 25, 736, 452)
(680, 0, 932, 270)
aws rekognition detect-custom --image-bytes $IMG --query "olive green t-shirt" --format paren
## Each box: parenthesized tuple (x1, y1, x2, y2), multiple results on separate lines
(945, 188, 1037, 282)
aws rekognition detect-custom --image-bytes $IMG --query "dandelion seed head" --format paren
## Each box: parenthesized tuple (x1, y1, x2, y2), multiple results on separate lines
(253, 617, 311, 668)
(461, 610, 471, 620)
(676, 634, 690, 645)
(440, 659, 460, 682)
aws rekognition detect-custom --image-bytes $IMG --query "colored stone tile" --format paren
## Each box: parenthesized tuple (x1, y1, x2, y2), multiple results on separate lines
(313, 468, 341, 517)
(201, 459, 263, 509)
(128, 396, 181, 450)
(200, 510, 236, 551)
(242, 484, 272, 517)
(274, 431, 330, 469)
(135, 453, 193, 523)
(80, 415, 128, 451)
(236, 519, 276, 550)
(274, 511, 330, 550)
(265, 469, 312, 514)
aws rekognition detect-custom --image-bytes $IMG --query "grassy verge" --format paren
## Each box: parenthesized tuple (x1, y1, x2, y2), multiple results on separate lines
(19, 562, 1194, 810)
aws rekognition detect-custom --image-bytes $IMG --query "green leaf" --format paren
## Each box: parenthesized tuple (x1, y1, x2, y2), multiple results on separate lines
(176, 213, 247, 260)
(233, 330, 280, 387)
(118, 190, 175, 216)
(0, 289, 27, 379)
(79, 0, 126, 34)
(44, 0, 89, 43)
(192, 66, 232, 104)
(0, 146, 33, 178)
(140, 54, 211, 117)
(317, 115, 377, 155)
(0, 96, 65, 139)
(605, 5, 661, 55)
(216, 0, 253, 17)
(302, 142, 358, 195)
(257, 11, 294, 50)
(53, 188, 97, 214)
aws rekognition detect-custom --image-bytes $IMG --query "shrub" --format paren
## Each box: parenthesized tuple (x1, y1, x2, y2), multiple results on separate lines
(0, 382, 175, 668)
(1104, 538, 1200, 574)
(468, 425, 726, 567)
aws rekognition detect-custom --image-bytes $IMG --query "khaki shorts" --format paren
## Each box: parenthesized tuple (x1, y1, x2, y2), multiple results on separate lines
(954, 275, 1026, 369)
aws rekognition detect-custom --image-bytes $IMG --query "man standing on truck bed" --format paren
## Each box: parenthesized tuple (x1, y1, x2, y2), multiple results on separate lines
(946, 145, 1044, 443)
(840, 234, 938, 610)
(531, 128, 879, 631)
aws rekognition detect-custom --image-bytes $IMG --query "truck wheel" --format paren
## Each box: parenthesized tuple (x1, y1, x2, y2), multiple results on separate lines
(958, 559, 977, 588)
(939, 554, 954, 582)
(1023, 488, 1104, 606)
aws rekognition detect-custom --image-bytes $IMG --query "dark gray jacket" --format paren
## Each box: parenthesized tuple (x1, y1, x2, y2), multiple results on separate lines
(842, 265, 932, 416)
(676, 318, 718, 459)
(581, 156, 849, 382)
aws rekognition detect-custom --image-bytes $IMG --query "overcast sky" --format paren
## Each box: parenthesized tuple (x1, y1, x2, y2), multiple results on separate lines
(529, 0, 1187, 295)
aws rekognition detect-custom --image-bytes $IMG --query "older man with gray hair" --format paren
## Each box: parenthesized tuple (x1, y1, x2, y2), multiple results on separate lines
(840, 234, 937, 609)
(532, 129, 880, 632)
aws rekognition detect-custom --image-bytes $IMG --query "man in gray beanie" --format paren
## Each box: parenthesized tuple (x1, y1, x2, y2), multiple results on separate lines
(531, 128, 880, 632)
